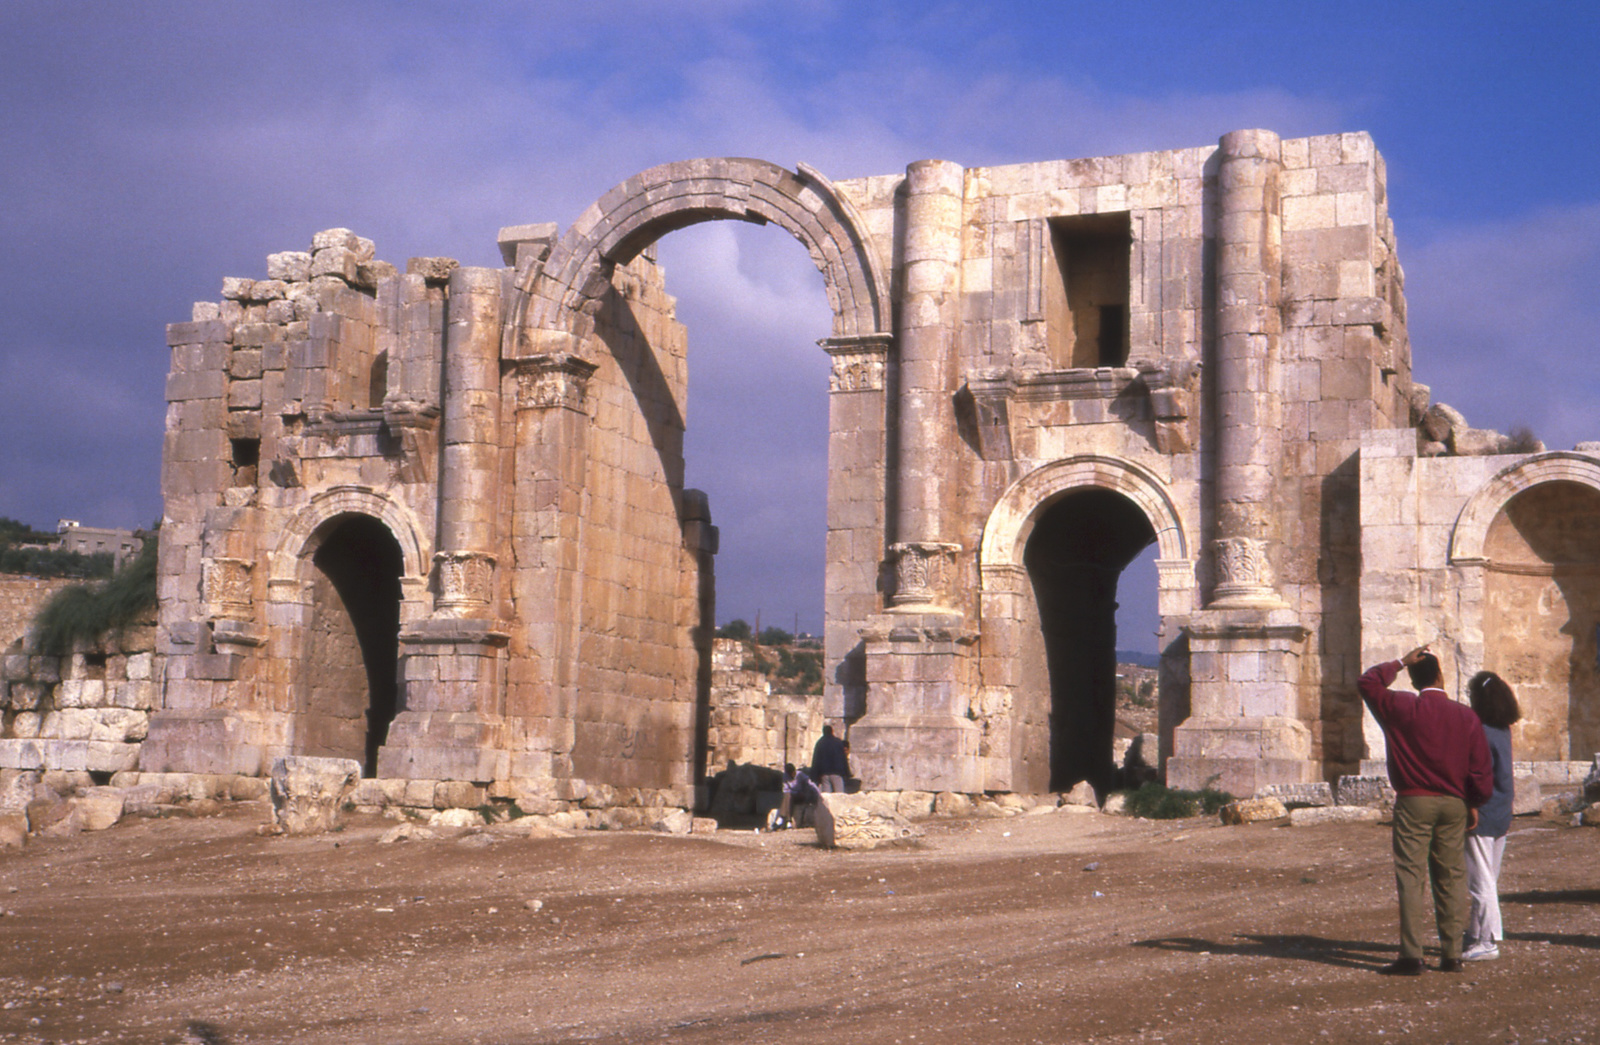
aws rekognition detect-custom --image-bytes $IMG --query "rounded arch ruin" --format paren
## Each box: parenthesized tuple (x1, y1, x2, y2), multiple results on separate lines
(508, 158, 891, 343)
(980, 455, 1190, 574)
(1449, 452, 1600, 563)
(269, 486, 430, 586)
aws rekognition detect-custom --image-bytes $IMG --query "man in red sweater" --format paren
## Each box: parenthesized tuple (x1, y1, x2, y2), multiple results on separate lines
(1360, 645, 1494, 975)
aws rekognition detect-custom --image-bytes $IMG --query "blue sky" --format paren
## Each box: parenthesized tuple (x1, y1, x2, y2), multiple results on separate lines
(2, 1, 1596, 646)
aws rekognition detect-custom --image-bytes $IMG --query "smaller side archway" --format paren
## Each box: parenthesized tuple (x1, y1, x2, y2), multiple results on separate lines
(267, 488, 432, 774)
(1450, 452, 1600, 762)
(978, 456, 1195, 794)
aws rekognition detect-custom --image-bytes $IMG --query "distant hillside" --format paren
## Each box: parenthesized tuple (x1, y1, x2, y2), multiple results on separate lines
(1116, 649, 1160, 669)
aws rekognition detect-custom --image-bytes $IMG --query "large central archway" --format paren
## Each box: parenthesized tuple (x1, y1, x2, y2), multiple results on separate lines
(508, 158, 891, 346)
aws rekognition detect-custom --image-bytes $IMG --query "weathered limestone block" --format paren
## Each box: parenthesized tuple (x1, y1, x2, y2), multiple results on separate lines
(814, 792, 921, 849)
(1256, 782, 1334, 808)
(934, 791, 973, 816)
(1288, 805, 1384, 827)
(434, 780, 486, 809)
(653, 808, 693, 835)
(1219, 797, 1288, 824)
(1335, 775, 1395, 808)
(1513, 775, 1542, 816)
(0, 813, 25, 848)
(1060, 782, 1098, 807)
(407, 256, 459, 283)
(428, 808, 482, 829)
(1453, 428, 1509, 456)
(26, 796, 79, 837)
(39, 708, 148, 743)
(268, 756, 361, 836)
(0, 770, 39, 814)
(1542, 792, 1588, 819)
(266, 251, 311, 282)
(896, 790, 935, 819)
(71, 789, 125, 831)
(1421, 402, 1465, 445)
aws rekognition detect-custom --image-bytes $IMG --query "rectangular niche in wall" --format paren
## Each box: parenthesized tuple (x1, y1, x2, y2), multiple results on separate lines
(1045, 212, 1131, 369)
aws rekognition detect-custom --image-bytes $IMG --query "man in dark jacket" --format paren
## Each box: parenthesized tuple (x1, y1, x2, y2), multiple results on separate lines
(810, 724, 849, 792)
(1359, 645, 1494, 975)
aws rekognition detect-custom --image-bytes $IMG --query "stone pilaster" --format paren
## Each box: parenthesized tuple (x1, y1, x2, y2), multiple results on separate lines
(433, 265, 505, 617)
(822, 334, 891, 719)
(381, 266, 509, 780)
(505, 352, 598, 780)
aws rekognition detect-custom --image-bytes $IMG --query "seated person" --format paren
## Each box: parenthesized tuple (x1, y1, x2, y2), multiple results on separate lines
(775, 763, 820, 829)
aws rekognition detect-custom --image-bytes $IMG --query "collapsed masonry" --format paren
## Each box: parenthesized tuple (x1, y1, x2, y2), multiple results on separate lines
(3, 128, 1597, 810)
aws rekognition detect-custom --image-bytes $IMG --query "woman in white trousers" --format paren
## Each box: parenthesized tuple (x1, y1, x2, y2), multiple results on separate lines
(1463, 670, 1521, 961)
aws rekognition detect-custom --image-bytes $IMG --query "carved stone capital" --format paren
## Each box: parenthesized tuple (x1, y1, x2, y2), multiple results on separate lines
(202, 557, 254, 621)
(1210, 537, 1279, 607)
(511, 354, 599, 412)
(434, 550, 496, 613)
(890, 541, 963, 607)
(822, 334, 892, 393)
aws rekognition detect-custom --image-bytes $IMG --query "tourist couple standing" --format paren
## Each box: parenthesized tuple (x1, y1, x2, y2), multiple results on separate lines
(1360, 645, 1522, 974)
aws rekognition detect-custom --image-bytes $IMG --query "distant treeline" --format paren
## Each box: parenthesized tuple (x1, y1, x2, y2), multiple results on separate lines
(0, 517, 115, 580)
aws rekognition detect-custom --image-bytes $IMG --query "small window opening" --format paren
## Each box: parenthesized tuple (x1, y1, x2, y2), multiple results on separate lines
(369, 350, 389, 410)
(230, 437, 260, 487)
(1046, 213, 1132, 368)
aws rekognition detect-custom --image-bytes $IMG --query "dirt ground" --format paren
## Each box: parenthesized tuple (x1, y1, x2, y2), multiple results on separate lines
(1, 802, 1597, 1045)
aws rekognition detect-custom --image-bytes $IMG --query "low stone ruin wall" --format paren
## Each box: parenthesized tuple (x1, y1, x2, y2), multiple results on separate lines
(0, 624, 157, 775)
(0, 576, 75, 652)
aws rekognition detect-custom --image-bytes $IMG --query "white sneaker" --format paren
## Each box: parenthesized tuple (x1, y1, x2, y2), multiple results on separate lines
(1461, 941, 1499, 961)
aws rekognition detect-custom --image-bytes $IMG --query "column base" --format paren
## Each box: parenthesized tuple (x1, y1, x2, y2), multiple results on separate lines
(376, 711, 509, 782)
(848, 712, 983, 793)
(1166, 715, 1315, 796)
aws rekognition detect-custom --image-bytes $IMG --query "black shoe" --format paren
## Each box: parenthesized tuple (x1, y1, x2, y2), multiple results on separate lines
(1439, 958, 1464, 973)
(1377, 958, 1425, 976)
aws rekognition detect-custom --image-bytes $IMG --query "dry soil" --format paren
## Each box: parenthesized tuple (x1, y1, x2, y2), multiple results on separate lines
(1, 803, 1597, 1044)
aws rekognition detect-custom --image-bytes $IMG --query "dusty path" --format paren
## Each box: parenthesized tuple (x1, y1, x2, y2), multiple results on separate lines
(1, 804, 1597, 1044)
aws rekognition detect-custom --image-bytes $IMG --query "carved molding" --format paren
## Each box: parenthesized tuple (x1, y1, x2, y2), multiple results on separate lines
(511, 353, 599, 412)
(202, 557, 254, 621)
(435, 550, 496, 612)
(822, 335, 891, 393)
(890, 541, 963, 607)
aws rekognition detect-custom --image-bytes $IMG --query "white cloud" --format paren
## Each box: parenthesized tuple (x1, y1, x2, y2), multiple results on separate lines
(1405, 202, 1600, 450)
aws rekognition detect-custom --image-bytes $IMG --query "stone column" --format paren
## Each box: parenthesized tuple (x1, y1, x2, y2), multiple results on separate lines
(849, 160, 981, 793)
(891, 158, 965, 609)
(1167, 130, 1314, 796)
(1210, 128, 1285, 608)
(377, 267, 510, 783)
(434, 266, 504, 617)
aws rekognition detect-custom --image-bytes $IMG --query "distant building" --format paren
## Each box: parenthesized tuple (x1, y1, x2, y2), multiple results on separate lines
(55, 520, 141, 565)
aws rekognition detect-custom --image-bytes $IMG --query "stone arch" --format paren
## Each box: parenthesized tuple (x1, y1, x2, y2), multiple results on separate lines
(270, 486, 430, 585)
(1450, 452, 1600, 563)
(508, 158, 891, 344)
(981, 455, 1189, 574)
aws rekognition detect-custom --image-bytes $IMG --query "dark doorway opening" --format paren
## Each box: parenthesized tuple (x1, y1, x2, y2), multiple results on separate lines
(1025, 488, 1155, 793)
(303, 514, 402, 775)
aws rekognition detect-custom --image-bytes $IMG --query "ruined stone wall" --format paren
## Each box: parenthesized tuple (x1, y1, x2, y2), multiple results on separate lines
(0, 621, 156, 774)
(0, 575, 74, 652)
(705, 638, 823, 773)
(561, 256, 701, 794)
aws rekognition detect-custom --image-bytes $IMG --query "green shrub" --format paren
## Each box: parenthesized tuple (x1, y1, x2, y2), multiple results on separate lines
(1119, 780, 1235, 819)
(29, 536, 157, 655)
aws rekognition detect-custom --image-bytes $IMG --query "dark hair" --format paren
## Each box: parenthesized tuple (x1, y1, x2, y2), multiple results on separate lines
(784, 763, 796, 777)
(1406, 653, 1442, 690)
(1468, 671, 1522, 729)
(822, 724, 834, 736)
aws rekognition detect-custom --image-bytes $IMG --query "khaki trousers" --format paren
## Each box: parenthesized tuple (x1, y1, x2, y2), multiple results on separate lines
(1391, 794, 1470, 960)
